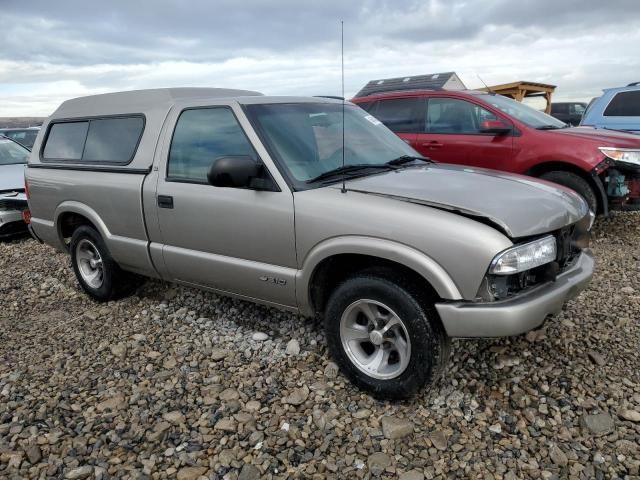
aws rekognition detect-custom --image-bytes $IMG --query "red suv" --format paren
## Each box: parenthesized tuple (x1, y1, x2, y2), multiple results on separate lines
(352, 89, 640, 214)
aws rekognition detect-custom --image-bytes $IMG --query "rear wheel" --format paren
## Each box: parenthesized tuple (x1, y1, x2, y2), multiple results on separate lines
(70, 226, 139, 301)
(539, 170, 598, 213)
(324, 270, 450, 399)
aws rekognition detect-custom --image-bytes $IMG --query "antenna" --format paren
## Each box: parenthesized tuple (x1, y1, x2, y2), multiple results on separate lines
(477, 74, 495, 95)
(340, 20, 347, 194)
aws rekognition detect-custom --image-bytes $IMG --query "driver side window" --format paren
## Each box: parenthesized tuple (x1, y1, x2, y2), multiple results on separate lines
(425, 98, 496, 134)
(168, 107, 257, 183)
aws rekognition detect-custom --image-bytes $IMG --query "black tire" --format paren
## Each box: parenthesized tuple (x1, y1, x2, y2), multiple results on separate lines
(324, 270, 450, 399)
(70, 225, 139, 301)
(539, 170, 598, 213)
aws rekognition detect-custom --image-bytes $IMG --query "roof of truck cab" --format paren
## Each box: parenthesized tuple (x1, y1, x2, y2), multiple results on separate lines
(51, 87, 264, 118)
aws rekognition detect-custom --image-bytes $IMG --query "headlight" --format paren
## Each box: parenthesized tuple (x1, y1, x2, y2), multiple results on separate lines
(489, 236, 557, 275)
(599, 147, 640, 166)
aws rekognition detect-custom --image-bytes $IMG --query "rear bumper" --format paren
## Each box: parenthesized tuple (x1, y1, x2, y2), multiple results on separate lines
(436, 250, 594, 338)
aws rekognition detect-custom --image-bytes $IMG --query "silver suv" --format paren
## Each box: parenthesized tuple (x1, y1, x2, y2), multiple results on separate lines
(25, 88, 594, 398)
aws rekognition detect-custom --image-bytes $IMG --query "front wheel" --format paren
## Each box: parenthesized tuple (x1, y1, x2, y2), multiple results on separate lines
(539, 170, 598, 213)
(324, 271, 449, 399)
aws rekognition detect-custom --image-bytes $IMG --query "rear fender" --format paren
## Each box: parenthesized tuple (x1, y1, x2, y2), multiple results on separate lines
(54, 201, 157, 277)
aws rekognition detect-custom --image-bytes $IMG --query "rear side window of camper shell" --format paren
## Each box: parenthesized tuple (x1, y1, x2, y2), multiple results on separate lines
(42, 115, 145, 164)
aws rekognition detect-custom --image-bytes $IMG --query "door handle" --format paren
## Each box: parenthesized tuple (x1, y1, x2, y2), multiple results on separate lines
(422, 141, 443, 149)
(157, 195, 174, 209)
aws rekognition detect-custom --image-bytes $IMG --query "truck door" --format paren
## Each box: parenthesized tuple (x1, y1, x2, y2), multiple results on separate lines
(150, 103, 297, 308)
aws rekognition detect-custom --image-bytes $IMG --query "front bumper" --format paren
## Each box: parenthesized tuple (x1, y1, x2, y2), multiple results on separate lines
(436, 250, 594, 338)
(0, 209, 27, 238)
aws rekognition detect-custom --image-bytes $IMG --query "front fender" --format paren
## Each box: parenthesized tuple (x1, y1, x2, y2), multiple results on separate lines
(296, 235, 463, 317)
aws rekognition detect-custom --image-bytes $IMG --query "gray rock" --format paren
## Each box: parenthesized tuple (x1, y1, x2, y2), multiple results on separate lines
(353, 408, 372, 419)
(489, 423, 502, 434)
(162, 410, 185, 425)
(581, 413, 615, 435)
(211, 348, 229, 361)
(284, 385, 309, 405)
(64, 466, 94, 479)
(110, 343, 126, 358)
(285, 338, 301, 355)
(549, 444, 568, 466)
(430, 430, 448, 451)
(587, 350, 606, 366)
(368, 452, 391, 476)
(381, 416, 413, 439)
(252, 332, 268, 341)
(177, 466, 208, 480)
(96, 394, 126, 412)
(619, 409, 640, 422)
(238, 464, 261, 480)
(214, 418, 237, 432)
(324, 362, 339, 378)
(399, 470, 424, 480)
(25, 444, 41, 464)
(219, 388, 240, 401)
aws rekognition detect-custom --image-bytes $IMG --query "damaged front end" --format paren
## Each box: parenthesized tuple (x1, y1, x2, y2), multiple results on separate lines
(476, 211, 594, 302)
(0, 190, 29, 239)
(597, 149, 640, 210)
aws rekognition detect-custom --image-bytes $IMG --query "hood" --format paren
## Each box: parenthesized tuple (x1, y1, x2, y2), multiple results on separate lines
(551, 126, 640, 147)
(0, 163, 26, 193)
(342, 164, 588, 238)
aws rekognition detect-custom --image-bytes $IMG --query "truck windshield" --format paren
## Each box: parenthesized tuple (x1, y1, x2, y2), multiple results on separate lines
(0, 138, 29, 165)
(245, 103, 418, 188)
(480, 94, 567, 129)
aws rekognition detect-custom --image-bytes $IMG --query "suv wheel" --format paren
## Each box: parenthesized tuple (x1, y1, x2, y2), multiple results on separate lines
(70, 225, 138, 301)
(324, 271, 450, 399)
(540, 170, 598, 213)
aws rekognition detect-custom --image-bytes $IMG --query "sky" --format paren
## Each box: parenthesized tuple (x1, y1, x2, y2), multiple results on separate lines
(0, 0, 639, 116)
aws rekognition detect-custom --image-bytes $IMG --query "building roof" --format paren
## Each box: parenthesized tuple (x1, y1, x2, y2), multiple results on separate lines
(354, 72, 466, 98)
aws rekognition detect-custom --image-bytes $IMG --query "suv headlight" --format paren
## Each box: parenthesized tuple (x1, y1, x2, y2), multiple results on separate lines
(599, 147, 640, 166)
(489, 236, 557, 275)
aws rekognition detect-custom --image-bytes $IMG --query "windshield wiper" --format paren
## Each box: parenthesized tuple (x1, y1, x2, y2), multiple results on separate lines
(386, 155, 432, 166)
(305, 164, 396, 184)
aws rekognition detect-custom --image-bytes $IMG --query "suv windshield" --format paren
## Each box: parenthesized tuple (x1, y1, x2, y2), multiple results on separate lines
(0, 138, 29, 166)
(246, 103, 418, 188)
(479, 94, 567, 129)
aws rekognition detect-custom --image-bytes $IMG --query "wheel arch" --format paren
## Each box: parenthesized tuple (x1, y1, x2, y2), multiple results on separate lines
(527, 161, 607, 214)
(55, 202, 111, 252)
(297, 236, 462, 317)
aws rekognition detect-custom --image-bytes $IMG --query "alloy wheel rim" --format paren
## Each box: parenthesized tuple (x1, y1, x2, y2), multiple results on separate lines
(76, 239, 104, 289)
(339, 299, 411, 380)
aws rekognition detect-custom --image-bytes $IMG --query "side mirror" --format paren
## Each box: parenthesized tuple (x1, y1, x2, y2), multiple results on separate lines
(479, 119, 512, 135)
(207, 155, 261, 188)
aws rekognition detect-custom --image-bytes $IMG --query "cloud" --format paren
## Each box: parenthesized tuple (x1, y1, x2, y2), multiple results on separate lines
(0, 0, 638, 115)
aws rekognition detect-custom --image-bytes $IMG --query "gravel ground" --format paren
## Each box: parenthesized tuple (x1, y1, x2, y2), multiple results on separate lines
(1, 213, 639, 480)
